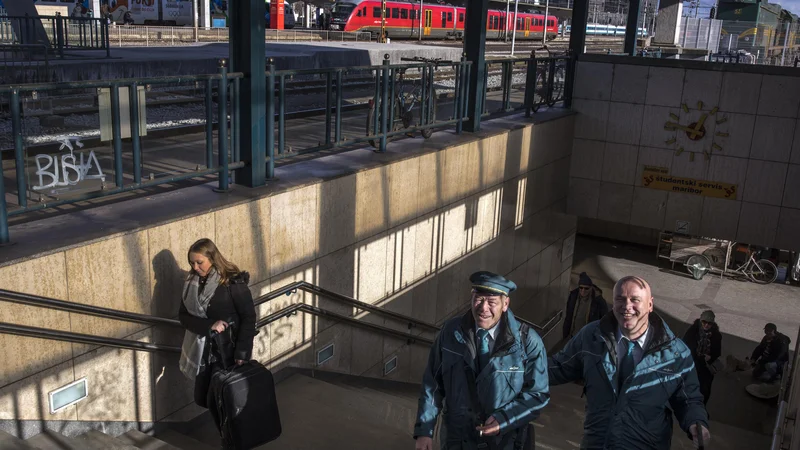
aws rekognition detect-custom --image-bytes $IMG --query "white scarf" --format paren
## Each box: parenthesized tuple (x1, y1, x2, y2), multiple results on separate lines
(179, 269, 221, 380)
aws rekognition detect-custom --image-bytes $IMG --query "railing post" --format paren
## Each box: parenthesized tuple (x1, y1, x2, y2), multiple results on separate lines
(267, 59, 276, 179)
(55, 14, 65, 58)
(215, 59, 230, 192)
(278, 74, 285, 156)
(547, 57, 556, 105)
(110, 84, 124, 188)
(233, 76, 241, 165)
(420, 64, 427, 130)
(10, 89, 26, 208)
(524, 50, 536, 117)
(456, 55, 466, 134)
(129, 82, 142, 184)
(103, 17, 110, 57)
(563, 50, 575, 109)
(379, 54, 390, 153)
(325, 71, 332, 146)
(335, 69, 343, 144)
(205, 79, 214, 169)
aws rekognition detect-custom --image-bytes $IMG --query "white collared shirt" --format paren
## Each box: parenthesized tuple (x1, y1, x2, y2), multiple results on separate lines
(476, 320, 501, 354)
(615, 325, 650, 368)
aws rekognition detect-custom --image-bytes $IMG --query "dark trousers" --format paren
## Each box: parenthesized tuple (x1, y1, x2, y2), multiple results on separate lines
(193, 351, 223, 435)
(696, 361, 714, 405)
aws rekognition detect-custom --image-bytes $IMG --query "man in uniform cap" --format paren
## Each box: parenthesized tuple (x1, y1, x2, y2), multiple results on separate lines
(413, 271, 550, 450)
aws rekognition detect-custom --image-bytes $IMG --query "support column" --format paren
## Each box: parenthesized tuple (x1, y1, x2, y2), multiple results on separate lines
(652, 0, 682, 46)
(202, 0, 211, 28)
(463, 0, 489, 132)
(231, 0, 267, 186)
(624, 0, 642, 55)
(568, 0, 589, 57)
(305, 4, 312, 28)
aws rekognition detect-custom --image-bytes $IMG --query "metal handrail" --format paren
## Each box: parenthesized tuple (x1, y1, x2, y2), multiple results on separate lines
(0, 321, 181, 353)
(0, 288, 182, 327)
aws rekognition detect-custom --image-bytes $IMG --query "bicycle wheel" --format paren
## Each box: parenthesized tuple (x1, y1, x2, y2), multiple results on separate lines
(748, 259, 778, 284)
(686, 254, 712, 281)
(531, 67, 547, 113)
(547, 65, 566, 106)
(421, 87, 438, 139)
(366, 100, 403, 149)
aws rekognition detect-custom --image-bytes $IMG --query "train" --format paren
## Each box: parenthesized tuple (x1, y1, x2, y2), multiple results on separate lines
(716, 0, 800, 64)
(329, 0, 558, 40)
(33, 0, 194, 26)
(558, 23, 648, 37)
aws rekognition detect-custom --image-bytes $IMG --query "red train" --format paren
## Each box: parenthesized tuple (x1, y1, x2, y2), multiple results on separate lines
(329, 1, 558, 40)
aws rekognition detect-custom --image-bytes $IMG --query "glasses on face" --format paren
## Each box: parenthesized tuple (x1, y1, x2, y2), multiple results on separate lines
(579, 286, 591, 292)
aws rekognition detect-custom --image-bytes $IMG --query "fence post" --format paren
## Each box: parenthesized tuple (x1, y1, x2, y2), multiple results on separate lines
(325, 71, 332, 146)
(335, 69, 343, 144)
(456, 55, 466, 134)
(278, 74, 285, 155)
(215, 59, 230, 192)
(103, 18, 110, 57)
(10, 89, 26, 209)
(524, 50, 536, 117)
(379, 54, 390, 153)
(205, 78, 213, 169)
(129, 82, 142, 184)
(55, 14, 65, 58)
(267, 59, 276, 179)
(0, 164, 8, 244)
(110, 84, 124, 188)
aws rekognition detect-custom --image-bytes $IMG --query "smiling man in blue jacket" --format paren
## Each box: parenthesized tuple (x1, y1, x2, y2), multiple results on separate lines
(548, 275, 711, 449)
(413, 271, 550, 450)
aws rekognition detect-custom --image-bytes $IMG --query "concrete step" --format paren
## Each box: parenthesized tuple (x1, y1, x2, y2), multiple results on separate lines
(0, 431, 38, 450)
(75, 430, 140, 450)
(25, 430, 91, 450)
(117, 430, 181, 450)
(278, 374, 417, 434)
(155, 429, 218, 450)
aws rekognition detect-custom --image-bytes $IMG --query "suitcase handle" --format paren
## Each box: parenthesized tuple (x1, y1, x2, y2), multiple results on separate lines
(696, 421, 705, 450)
(209, 320, 236, 339)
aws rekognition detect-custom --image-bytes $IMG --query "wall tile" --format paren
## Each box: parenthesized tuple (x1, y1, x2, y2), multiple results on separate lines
(635, 147, 674, 186)
(214, 198, 271, 286)
(743, 160, 788, 206)
(0, 361, 76, 421)
(706, 155, 748, 196)
(270, 184, 320, 276)
(645, 67, 685, 107)
(317, 174, 357, 257)
(757, 75, 800, 118)
(570, 139, 605, 181)
(573, 99, 610, 141)
(0, 254, 72, 387)
(573, 62, 613, 101)
(719, 72, 762, 114)
(783, 165, 800, 209)
(417, 151, 445, 215)
(630, 187, 668, 230)
(610, 64, 648, 104)
(606, 102, 644, 145)
(792, 120, 800, 165)
(596, 182, 633, 224)
(750, 116, 795, 162)
(681, 70, 722, 110)
(670, 148, 709, 180)
(386, 157, 422, 228)
(601, 143, 638, 185)
(716, 113, 755, 159)
(700, 198, 741, 240)
(737, 202, 780, 247)
(567, 178, 600, 218)
(663, 192, 704, 233)
(640, 105, 682, 149)
(355, 167, 390, 241)
(775, 208, 800, 252)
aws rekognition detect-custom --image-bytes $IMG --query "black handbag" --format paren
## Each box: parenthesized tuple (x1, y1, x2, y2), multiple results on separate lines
(208, 320, 237, 371)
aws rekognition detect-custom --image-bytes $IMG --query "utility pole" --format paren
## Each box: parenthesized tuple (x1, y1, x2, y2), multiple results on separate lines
(381, 0, 387, 42)
(511, 0, 519, 54)
(504, 0, 511, 42)
(542, 0, 550, 42)
(419, 0, 423, 41)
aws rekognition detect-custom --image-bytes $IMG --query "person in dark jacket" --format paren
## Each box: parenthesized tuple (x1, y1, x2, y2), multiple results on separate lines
(413, 271, 550, 450)
(178, 238, 257, 415)
(562, 272, 608, 340)
(682, 310, 722, 405)
(548, 275, 711, 449)
(752, 323, 790, 382)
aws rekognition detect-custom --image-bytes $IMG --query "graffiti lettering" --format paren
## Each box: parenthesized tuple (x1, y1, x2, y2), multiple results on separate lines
(33, 138, 105, 192)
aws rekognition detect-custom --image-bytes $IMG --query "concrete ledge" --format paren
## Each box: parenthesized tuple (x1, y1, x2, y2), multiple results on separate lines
(0, 109, 573, 268)
(580, 52, 800, 77)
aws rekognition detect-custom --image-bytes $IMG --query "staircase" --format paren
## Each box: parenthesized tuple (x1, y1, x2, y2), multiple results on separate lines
(0, 369, 773, 450)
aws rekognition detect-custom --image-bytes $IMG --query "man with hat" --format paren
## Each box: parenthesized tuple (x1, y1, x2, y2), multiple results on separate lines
(413, 271, 550, 450)
(682, 310, 723, 405)
(563, 272, 608, 340)
(751, 323, 791, 382)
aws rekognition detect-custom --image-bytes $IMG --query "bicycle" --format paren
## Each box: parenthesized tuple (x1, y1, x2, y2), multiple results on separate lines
(529, 47, 567, 113)
(366, 56, 450, 148)
(685, 242, 778, 284)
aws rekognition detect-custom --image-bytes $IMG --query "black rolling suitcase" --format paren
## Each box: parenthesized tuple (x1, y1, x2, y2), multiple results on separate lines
(207, 329, 282, 449)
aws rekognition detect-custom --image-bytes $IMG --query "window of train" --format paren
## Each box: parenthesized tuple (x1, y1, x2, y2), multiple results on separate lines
(401, 9, 408, 19)
(447, 12, 452, 22)
(392, 8, 399, 18)
(410, 9, 416, 19)
(459, 13, 464, 22)
(373, 7, 380, 17)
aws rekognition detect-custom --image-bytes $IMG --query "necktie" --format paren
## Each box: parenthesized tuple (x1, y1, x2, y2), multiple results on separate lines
(477, 329, 490, 371)
(618, 340, 635, 392)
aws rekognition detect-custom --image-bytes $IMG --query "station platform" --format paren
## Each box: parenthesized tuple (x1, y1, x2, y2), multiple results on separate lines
(37, 42, 464, 83)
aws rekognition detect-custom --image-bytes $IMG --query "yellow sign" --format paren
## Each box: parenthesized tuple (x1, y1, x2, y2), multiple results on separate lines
(642, 167, 738, 200)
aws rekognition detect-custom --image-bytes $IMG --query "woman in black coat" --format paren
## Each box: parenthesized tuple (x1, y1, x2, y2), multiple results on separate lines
(178, 238, 257, 410)
(682, 310, 722, 406)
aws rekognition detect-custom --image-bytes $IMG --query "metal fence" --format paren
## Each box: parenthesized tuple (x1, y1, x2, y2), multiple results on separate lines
(106, 25, 372, 47)
(678, 17, 722, 53)
(0, 43, 50, 85)
(0, 14, 110, 57)
(0, 54, 573, 243)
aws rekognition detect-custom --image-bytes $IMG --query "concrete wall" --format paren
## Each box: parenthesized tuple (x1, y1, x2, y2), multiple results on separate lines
(0, 115, 576, 432)
(568, 55, 800, 251)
